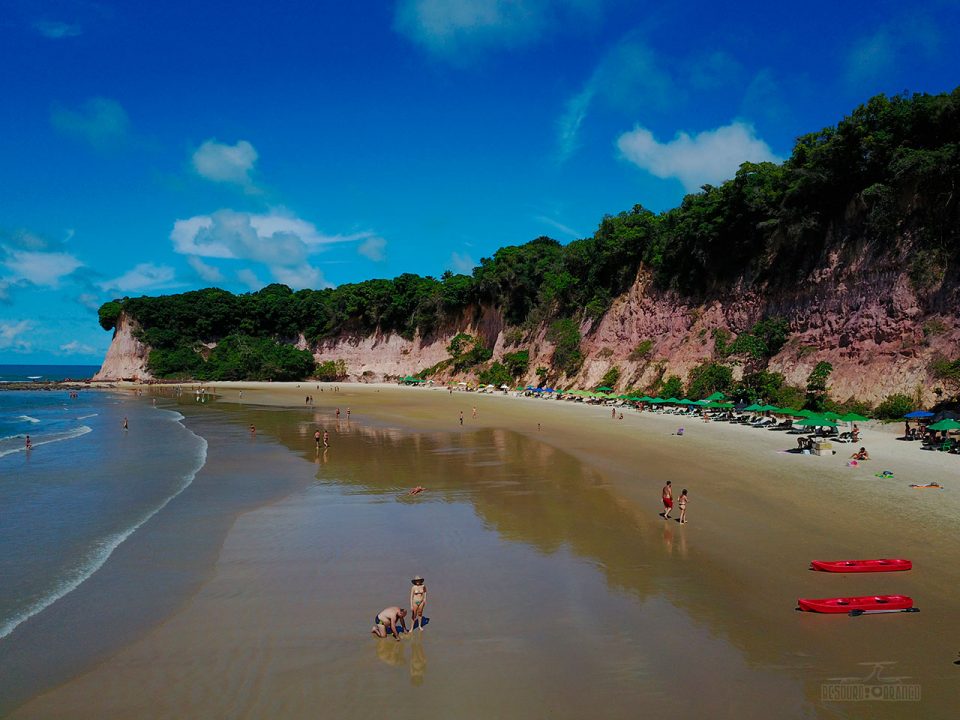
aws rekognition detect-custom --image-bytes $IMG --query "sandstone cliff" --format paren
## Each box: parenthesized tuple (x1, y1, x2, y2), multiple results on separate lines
(95, 249, 958, 405)
(93, 312, 151, 382)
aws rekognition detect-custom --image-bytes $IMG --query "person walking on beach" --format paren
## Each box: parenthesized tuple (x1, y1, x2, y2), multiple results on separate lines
(409, 576, 428, 632)
(459, 411, 464, 426)
(123, 417, 128, 431)
(315, 430, 322, 448)
(678, 489, 689, 524)
(612, 407, 616, 420)
(472, 406, 477, 419)
(661, 481, 673, 520)
(336, 408, 341, 420)
(371, 607, 407, 640)
(323, 430, 329, 449)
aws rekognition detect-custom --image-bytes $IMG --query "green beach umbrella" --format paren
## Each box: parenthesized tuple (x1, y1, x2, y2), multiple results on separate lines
(665, 397, 682, 404)
(776, 408, 804, 416)
(927, 419, 960, 431)
(794, 416, 838, 428)
(596, 386, 613, 392)
(704, 391, 726, 402)
(692, 399, 709, 406)
(793, 409, 816, 417)
(839, 412, 870, 422)
(640, 396, 655, 402)
(742, 403, 762, 411)
(757, 404, 780, 412)
(650, 397, 666, 403)
(678, 399, 694, 405)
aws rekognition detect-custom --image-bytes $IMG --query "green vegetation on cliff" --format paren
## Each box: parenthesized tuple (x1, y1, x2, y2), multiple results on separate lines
(100, 89, 960, 380)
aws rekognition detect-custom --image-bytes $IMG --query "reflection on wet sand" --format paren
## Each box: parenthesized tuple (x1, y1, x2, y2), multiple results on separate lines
(374, 635, 427, 687)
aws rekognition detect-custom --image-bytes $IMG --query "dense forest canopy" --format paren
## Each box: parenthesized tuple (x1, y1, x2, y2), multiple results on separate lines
(99, 89, 960, 380)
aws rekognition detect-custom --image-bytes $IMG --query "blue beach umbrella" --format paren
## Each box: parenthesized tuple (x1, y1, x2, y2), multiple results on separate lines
(904, 410, 934, 419)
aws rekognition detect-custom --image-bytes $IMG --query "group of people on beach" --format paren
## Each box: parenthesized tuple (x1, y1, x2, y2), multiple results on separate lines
(660, 481, 689, 524)
(371, 576, 428, 640)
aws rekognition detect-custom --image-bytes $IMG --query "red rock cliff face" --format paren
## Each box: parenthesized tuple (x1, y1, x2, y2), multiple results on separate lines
(95, 243, 958, 404)
(575, 239, 959, 405)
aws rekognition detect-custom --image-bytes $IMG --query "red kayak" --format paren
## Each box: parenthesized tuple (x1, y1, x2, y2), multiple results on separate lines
(810, 558, 912, 573)
(798, 595, 913, 613)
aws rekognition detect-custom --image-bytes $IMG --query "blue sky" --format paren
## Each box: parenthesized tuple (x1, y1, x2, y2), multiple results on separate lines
(1, 0, 958, 363)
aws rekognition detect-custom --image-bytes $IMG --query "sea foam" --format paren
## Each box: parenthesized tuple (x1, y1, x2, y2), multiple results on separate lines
(0, 418, 208, 640)
(0, 425, 92, 458)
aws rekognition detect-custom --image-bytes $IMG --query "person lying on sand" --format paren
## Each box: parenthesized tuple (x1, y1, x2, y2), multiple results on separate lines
(371, 607, 407, 640)
(850, 447, 870, 460)
(408, 486, 425, 495)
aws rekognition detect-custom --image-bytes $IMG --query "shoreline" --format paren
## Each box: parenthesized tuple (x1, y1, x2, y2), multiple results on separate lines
(8, 381, 960, 718)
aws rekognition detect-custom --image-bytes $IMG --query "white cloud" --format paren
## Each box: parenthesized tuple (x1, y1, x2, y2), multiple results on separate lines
(100, 263, 176, 293)
(0, 320, 31, 352)
(450, 251, 476, 273)
(77, 292, 101, 311)
(171, 210, 354, 260)
(357, 236, 387, 262)
(34, 20, 83, 38)
(51, 97, 129, 147)
(187, 255, 224, 283)
(396, 0, 597, 57)
(2, 249, 83, 287)
(535, 216, 581, 240)
(59, 340, 97, 356)
(271, 265, 330, 290)
(192, 139, 258, 188)
(617, 121, 780, 192)
(846, 20, 940, 87)
(172, 209, 375, 289)
(556, 39, 674, 163)
(236, 268, 264, 291)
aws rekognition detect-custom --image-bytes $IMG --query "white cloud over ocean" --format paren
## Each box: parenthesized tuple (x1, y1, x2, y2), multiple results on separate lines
(0, 320, 32, 352)
(617, 121, 780, 192)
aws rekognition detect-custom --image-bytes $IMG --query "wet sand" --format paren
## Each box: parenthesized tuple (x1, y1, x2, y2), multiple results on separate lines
(10, 384, 960, 719)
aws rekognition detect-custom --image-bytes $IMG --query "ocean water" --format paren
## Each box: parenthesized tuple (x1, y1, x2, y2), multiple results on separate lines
(0, 390, 207, 640)
(0, 364, 101, 383)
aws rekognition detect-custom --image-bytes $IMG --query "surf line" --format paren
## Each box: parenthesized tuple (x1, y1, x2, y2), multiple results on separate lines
(0, 417, 208, 640)
(0, 426, 93, 458)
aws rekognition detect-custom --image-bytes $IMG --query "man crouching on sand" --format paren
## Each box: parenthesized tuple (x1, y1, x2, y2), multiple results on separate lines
(371, 607, 408, 640)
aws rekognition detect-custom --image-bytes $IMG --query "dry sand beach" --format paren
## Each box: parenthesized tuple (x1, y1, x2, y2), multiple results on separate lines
(7, 383, 959, 719)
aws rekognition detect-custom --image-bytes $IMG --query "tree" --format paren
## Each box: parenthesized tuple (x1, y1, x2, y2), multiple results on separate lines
(98, 300, 124, 331)
(686, 362, 733, 399)
(547, 318, 583, 375)
(503, 350, 530, 377)
(806, 361, 834, 410)
(660, 374, 684, 398)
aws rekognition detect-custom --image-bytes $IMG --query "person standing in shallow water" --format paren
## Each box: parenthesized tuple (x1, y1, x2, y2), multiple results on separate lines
(410, 575, 428, 632)
(661, 481, 673, 520)
(678, 489, 689, 524)
(459, 411, 463, 426)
